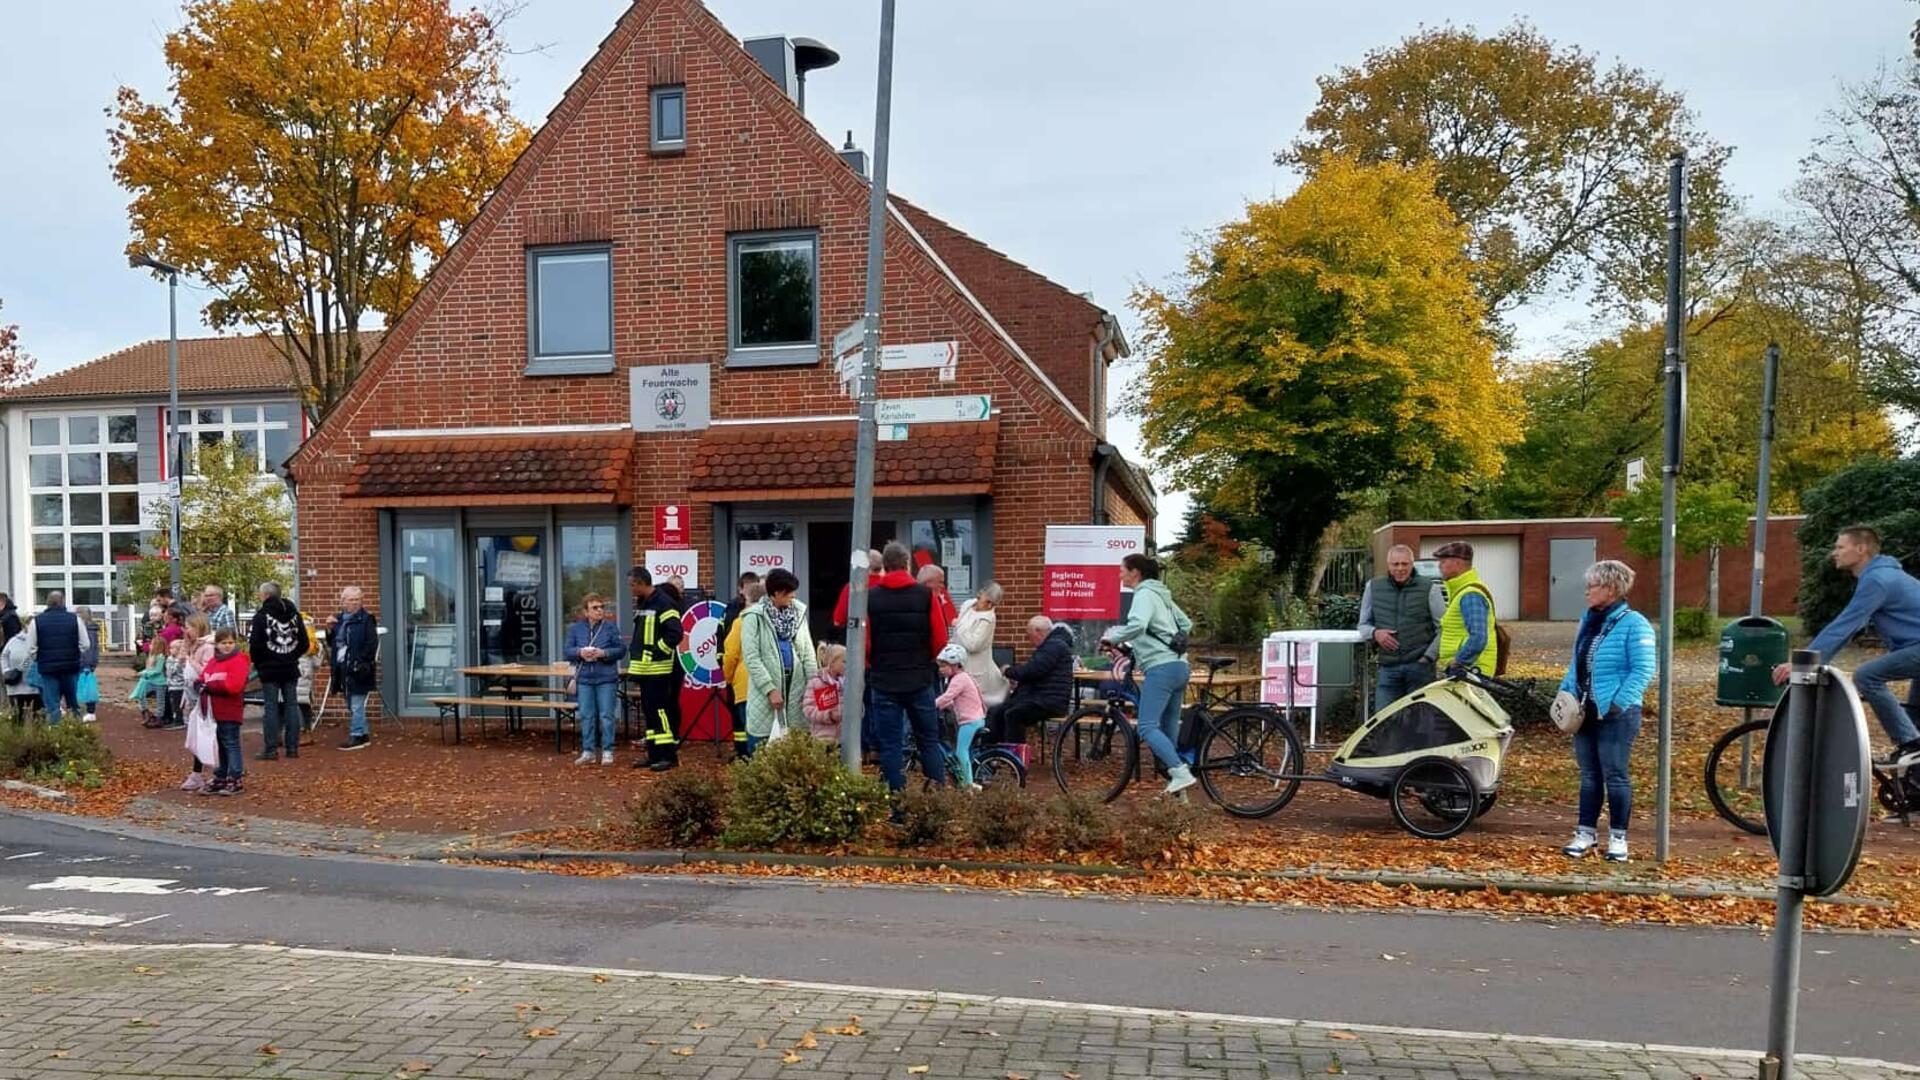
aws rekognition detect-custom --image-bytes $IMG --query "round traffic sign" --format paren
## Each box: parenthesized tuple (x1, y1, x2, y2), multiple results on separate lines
(1762, 669, 1872, 897)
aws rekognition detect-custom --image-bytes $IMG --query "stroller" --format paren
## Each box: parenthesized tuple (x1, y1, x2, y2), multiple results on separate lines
(1325, 669, 1516, 839)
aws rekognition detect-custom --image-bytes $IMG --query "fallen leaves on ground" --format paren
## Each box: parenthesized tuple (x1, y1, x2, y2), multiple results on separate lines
(257, 1044, 280, 1056)
(525, 1027, 558, 1039)
(670, 1046, 694, 1056)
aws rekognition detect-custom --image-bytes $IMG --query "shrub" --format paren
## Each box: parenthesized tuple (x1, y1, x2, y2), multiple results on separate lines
(721, 732, 891, 849)
(1314, 593, 1361, 631)
(893, 786, 965, 848)
(963, 783, 1047, 851)
(0, 722, 112, 788)
(1673, 606, 1712, 641)
(1796, 459, 1920, 632)
(1501, 676, 1560, 729)
(630, 768, 729, 848)
(1113, 798, 1205, 868)
(1210, 552, 1276, 644)
(1043, 793, 1113, 857)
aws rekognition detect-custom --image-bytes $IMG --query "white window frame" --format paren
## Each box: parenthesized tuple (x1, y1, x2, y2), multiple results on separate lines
(24, 407, 146, 607)
(172, 402, 297, 476)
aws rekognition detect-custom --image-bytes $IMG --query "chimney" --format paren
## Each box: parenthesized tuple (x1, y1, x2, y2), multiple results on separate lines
(744, 35, 839, 114)
(839, 131, 869, 178)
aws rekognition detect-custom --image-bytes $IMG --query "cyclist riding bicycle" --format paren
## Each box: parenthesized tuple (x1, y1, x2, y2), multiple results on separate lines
(1771, 525, 1920, 768)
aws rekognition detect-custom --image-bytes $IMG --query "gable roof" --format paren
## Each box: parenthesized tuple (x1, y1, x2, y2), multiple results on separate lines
(1, 334, 360, 403)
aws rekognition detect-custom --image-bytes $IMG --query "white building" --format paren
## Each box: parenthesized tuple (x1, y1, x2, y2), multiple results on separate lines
(0, 335, 319, 634)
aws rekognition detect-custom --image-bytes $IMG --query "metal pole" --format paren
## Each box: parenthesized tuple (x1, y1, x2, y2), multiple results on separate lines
(1740, 341, 1780, 789)
(1655, 151, 1688, 864)
(840, 0, 896, 773)
(166, 272, 183, 599)
(1761, 647, 1820, 1080)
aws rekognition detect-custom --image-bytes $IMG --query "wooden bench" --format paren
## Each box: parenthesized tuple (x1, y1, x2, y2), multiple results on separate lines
(429, 696, 577, 748)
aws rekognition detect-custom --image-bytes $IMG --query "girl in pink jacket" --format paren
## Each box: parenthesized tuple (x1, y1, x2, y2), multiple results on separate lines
(935, 644, 987, 790)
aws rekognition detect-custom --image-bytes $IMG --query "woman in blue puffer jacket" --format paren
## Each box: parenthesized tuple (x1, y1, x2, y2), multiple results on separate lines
(1557, 559, 1657, 863)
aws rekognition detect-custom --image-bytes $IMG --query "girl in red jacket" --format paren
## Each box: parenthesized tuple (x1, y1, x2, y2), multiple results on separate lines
(198, 629, 253, 796)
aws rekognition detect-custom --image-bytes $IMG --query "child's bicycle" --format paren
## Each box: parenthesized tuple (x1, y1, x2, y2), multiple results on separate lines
(902, 711, 1028, 790)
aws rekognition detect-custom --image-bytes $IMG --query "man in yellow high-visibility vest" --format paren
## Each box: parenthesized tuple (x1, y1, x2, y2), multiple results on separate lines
(1433, 541, 1497, 677)
(627, 566, 685, 772)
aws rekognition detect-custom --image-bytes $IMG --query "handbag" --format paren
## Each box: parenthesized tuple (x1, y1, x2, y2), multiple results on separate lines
(186, 694, 219, 764)
(1550, 690, 1583, 734)
(76, 669, 100, 706)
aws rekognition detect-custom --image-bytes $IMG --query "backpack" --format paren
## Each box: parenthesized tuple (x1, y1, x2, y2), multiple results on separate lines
(1459, 584, 1510, 676)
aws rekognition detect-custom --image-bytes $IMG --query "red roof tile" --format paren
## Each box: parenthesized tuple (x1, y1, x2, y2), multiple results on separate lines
(344, 431, 633, 505)
(688, 420, 997, 496)
(1, 333, 381, 402)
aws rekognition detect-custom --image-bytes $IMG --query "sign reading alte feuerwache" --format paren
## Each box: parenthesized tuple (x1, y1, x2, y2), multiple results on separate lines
(631, 364, 712, 432)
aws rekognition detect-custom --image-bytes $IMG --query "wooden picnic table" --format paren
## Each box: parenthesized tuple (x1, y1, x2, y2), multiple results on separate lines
(447, 663, 580, 751)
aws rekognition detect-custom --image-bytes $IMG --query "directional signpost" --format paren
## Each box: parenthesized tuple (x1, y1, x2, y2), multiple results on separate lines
(877, 394, 990, 425)
(837, 329, 959, 396)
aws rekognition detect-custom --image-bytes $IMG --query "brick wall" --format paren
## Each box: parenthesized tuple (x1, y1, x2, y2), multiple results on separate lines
(293, 0, 1119, 702)
(1375, 517, 1806, 620)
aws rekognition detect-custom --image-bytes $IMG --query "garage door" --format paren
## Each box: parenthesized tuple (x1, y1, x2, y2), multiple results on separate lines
(1419, 535, 1520, 620)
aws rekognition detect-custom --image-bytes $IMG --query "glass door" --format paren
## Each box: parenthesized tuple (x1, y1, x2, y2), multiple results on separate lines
(473, 532, 548, 666)
(400, 526, 459, 710)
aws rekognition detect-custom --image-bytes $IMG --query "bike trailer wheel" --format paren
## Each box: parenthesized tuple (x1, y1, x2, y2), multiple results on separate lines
(1390, 757, 1479, 840)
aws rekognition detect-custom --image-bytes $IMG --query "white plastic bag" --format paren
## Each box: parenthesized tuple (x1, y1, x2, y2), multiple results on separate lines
(186, 694, 219, 765)
(768, 706, 789, 742)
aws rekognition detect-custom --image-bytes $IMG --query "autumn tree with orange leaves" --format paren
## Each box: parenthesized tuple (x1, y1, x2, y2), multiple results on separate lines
(110, 0, 529, 420)
(0, 300, 33, 392)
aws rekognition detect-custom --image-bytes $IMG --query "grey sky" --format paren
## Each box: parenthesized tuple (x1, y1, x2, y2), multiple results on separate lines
(0, 1, 1908, 542)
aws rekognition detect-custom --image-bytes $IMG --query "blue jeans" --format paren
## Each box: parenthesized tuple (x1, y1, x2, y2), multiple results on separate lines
(215, 721, 244, 782)
(872, 684, 945, 791)
(1136, 659, 1191, 770)
(1851, 643, 1920, 747)
(1572, 704, 1641, 830)
(1374, 660, 1435, 712)
(39, 671, 80, 725)
(348, 693, 370, 739)
(577, 680, 618, 753)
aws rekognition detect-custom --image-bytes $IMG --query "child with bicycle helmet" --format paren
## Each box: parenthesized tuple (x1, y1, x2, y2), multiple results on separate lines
(935, 643, 988, 791)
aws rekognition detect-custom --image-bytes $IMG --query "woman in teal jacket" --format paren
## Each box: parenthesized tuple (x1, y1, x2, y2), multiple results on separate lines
(738, 568, 818, 749)
(1102, 553, 1196, 795)
(1557, 559, 1657, 862)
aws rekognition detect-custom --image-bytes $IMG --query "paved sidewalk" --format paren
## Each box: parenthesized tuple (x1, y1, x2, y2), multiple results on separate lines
(0, 940, 1910, 1079)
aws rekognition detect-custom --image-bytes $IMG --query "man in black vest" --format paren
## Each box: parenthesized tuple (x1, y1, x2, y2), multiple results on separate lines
(1356, 544, 1444, 708)
(24, 590, 89, 725)
(865, 542, 949, 792)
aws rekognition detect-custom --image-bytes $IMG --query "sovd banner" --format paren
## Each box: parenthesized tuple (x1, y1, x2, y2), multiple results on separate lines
(1042, 525, 1146, 619)
(739, 540, 795, 577)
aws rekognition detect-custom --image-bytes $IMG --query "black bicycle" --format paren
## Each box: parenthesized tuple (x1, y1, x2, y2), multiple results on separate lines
(1051, 652, 1303, 818)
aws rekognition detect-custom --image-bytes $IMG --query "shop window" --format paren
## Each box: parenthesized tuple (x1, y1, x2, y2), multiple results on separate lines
(727, 231, 818, 367)
(526, 245, 614, 375)
(650, 85, 686, 152)
(909, 518, 976, 598)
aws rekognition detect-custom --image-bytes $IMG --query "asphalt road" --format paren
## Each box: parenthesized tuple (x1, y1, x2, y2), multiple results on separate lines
(0, 811, 1912, 1064)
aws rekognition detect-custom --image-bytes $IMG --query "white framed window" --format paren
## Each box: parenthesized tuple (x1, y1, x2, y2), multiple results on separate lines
(171, 402, 297, 475)
(526, 245, 614, 376)
(651, 85, 686, 152)
(24, 408, 146, 606)
(726, 230, 819, 367)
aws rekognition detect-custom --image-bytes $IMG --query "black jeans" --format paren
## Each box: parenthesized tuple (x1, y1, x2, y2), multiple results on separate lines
(987, 699, 1056, 746)
(260, 679, 300, 754)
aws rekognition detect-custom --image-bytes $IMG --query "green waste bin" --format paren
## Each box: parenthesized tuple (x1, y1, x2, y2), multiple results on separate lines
(1717, 616, 1788, 708)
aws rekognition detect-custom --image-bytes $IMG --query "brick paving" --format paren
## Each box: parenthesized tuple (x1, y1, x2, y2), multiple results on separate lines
(0, 941, 1909, 1079)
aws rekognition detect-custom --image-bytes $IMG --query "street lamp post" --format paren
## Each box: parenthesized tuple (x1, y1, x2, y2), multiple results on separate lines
(129, 254, 183, 600)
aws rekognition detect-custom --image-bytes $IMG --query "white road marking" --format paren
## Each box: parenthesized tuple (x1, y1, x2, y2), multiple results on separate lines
(0, 910, 127, 927)
(25, 876, 264, 897)
(3, 851, 45, 860)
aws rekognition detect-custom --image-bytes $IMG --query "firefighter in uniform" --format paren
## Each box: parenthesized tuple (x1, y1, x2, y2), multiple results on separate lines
(627, 566, 685, 772)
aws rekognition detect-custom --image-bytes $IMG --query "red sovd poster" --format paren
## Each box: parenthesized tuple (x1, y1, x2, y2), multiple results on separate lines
(1042, 525, 1147, 619)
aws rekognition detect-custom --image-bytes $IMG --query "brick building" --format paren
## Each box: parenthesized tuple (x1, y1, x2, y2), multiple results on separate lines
(288, 0, 1154, 718)
(1371, 517, 1806, 622)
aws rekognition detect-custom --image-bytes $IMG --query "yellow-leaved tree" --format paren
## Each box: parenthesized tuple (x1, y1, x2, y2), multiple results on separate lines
(1130, 156, 1522, 589)
(110, 0, 530, 421)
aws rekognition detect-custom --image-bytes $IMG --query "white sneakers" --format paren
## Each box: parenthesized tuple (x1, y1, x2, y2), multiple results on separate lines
(1563, 827, 1630, 862)
(1164, 764, 1197, 795)
(1562, 827, 1597, 858)
(599, 751, 614, 766)
(574, 751, 595, 766)
(180, 773, 205, 792)
(83, 712, 96, 724)
(1605, 831, 1630, 863)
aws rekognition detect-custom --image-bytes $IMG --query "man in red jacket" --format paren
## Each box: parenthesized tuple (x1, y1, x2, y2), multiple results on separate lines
(832, 549, 884, 633)
(864, 542, 949, 793)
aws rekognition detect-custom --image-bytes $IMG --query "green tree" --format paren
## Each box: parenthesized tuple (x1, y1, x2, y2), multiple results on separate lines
(1612, 479, 1751, 616)
(1794, 458, 1920, 633)
(1130, 156, 1522, 590)
(1281, 21, 1732, 321)
(110, 0, 529, 420)
(125, 441, 292, 605)
(0, 299, 32, 391)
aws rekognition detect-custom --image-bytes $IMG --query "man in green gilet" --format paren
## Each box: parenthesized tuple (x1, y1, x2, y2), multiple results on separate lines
(1357, 544, 1444, 707)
